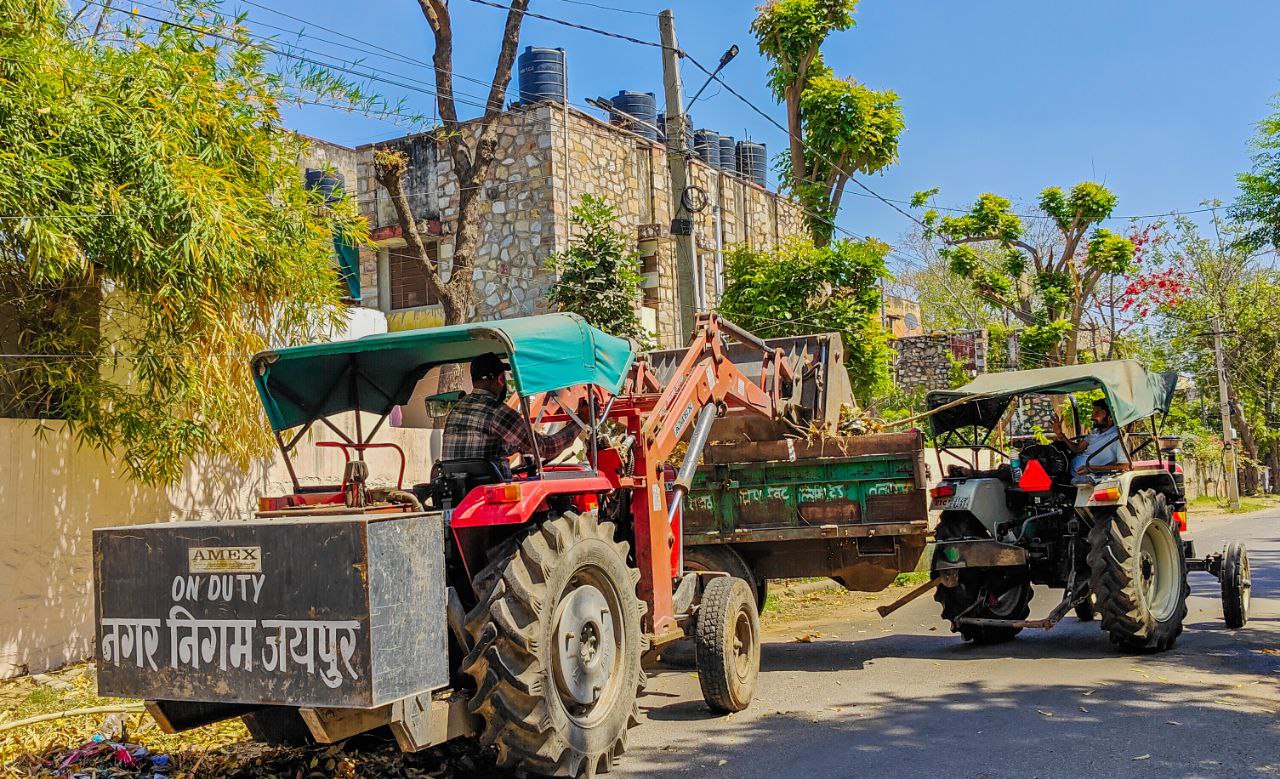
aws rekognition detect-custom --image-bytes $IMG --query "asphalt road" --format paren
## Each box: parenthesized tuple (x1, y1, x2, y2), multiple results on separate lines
(618, 509, 1280, 778)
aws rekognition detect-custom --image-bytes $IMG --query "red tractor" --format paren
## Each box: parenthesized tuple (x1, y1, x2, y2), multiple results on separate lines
(94, 312, 811, 776)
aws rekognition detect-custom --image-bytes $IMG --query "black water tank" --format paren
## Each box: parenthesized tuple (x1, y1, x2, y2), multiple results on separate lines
(736, 141, 767, 187)
(304, 168, 344, 203)
(517, 46, 566, 104)
(610, 91, 658, 139)
(693, 129, 720, 166)
(718, 134, 737, 172)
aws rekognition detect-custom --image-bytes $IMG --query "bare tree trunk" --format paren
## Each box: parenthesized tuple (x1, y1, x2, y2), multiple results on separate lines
(1231, 402, 1260, 496)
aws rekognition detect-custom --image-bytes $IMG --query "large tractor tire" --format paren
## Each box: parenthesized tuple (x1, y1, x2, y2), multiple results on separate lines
(932, 515, 1033, 645)
(683, 545, 768, 613)
(462, 511, 647, 777)
(693, 576, 760, 713)
(1087, 490, 1189, 652)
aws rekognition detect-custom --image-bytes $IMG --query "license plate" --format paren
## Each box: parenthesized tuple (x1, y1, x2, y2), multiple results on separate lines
(931, 494, 970, 511)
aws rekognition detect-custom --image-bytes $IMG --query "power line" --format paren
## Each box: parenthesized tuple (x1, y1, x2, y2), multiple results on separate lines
(544, 0, 657, 17)
(463, 0, 665, 50)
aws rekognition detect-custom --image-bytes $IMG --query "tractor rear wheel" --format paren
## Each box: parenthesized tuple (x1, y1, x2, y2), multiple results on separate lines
(1087, 490, 1189, 652)
(935, 569, 1033, 644)
(462, 511, 646, 777)
(932, 516, 1032, 644)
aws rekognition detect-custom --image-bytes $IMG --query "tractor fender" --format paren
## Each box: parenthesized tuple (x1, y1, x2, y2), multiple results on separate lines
(450, 475, 613, 529)
(1074, 467, 1180, 512)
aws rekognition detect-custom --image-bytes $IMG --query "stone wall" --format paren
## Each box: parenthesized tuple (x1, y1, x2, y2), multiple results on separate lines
(893, 330, 988, 394)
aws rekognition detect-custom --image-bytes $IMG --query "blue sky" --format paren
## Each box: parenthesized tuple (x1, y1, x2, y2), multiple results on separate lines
(250, 0, 1280, 270)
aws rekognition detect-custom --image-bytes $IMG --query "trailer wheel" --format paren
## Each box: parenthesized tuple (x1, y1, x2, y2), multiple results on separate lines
(1222, 541, 1250, 629)
(461, 511, 646, 778)
(694, 576, 760, 713)
(684, 545, 768, 613)
(1087, 490, 1189, 652)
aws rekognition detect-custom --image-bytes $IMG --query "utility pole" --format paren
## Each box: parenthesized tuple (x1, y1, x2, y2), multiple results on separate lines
(659, 9, 698, 345)
(1212, 316, 1241, 508)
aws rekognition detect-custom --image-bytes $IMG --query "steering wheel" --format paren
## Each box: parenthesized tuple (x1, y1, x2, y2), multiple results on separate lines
(1019, 443, 1071, 483)
(511, 454, 538, 478)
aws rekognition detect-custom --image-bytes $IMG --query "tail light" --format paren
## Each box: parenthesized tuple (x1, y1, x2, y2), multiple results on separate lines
(1018, 459, 1052, 492)
(1172, 510, 1187, 532)
(485, 483, 523, 503)
(1091, 487, 1121, 503)
(930, 484, 957, 500)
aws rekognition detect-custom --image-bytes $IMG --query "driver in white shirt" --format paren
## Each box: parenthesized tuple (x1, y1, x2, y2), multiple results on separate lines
(1052, 398, 1128, 481)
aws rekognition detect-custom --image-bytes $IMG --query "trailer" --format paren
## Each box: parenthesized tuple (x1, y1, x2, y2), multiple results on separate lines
(678, 432, 930, 608)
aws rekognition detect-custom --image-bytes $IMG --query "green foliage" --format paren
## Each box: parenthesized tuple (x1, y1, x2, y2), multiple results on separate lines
(0, 0, 368, 483)
(1017, 318, 1073, 368)
(1086, 228, 1136, 274)
(718, 236, 891, 400)
(1230, 94, 1280, 252)
(919, 181, 1134, 365)
(938, 193, 1022, 244)
(753, 1, 857, 96)
(1038, 182, 1118, 231)
(753, 0, 903, 245)
(545, 195, 648, 344)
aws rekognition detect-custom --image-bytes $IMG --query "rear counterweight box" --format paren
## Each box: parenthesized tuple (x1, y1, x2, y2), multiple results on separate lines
(93, 513, 448, 709)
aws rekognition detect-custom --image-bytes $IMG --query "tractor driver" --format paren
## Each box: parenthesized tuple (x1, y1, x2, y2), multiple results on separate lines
(1052, 398, 1128, 480)
(441, 352, 584, 473)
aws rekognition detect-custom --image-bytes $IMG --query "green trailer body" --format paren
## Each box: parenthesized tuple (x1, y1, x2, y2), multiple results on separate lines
(682, 431, 930, 592)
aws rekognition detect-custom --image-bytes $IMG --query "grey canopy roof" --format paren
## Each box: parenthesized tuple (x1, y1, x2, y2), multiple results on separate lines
(926, 360, 1179, 436)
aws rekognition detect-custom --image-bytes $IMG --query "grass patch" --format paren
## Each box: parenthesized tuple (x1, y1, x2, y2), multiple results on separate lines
(1191, 494, 1280, 514)
(0, 663, 249, 774)
(893, 571, 931, 587)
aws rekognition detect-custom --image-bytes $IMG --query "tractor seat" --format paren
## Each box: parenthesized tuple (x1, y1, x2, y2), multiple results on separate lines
(415, 458, 510, 510)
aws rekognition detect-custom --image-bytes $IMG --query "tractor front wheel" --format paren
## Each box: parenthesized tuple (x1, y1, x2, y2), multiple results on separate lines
(694, 576, 760, 713)
(462, 511, 646, 777)
(1087, 490, 1189, 652)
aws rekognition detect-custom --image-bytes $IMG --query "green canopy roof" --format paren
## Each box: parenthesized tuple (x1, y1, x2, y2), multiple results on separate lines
(252, 312, 635, 432)
(927, 360, 1178, 436)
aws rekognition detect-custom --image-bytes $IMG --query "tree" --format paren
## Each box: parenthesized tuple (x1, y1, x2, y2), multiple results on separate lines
(752, 0, 904, 246)
(717, 236, 890, 401)
(373, 0, 529, 376)
(545, 195, 648, 344)
(891, 227, 1005, 333)
(1231, 94, 1280, 253)
(916, 183, 1136, 366)
(1146, 213, 1280, 494)
(0, 0, 367, 484)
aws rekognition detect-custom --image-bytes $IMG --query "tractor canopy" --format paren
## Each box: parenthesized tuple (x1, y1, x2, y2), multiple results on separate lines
(251, 312, 635, 432)
(926, 360, 1178, 438)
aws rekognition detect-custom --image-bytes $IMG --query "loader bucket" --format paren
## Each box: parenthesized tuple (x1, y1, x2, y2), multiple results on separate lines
(644, 332, 855, 442)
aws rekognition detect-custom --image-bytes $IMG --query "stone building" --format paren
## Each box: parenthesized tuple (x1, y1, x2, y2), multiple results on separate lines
(303, 103, 808, 348)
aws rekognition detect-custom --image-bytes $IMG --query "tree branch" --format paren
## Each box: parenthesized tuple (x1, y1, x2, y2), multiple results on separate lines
(373, 151, 449, 313)
(950, 235, 1043, 267)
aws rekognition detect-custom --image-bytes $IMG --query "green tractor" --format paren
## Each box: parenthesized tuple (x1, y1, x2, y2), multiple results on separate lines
(918, 361, 1248, 651)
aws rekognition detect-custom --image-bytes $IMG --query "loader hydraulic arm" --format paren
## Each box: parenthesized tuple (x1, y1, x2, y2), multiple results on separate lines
(637, 313, 793, 466)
